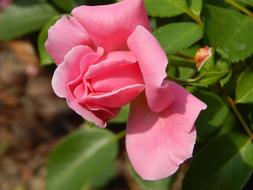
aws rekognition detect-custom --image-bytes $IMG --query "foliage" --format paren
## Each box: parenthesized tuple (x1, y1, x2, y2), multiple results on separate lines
(1, 0, 253, 189)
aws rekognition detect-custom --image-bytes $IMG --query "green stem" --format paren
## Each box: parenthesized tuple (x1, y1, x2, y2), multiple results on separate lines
(219, 86, 253, 140)
(185, 9, 204, 26)
(115, 130, 126, 140)
(170, 53, 196, 68)
(225, 0, 253, 17)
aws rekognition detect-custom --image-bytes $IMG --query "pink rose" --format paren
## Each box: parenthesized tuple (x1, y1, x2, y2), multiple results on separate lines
(45, 0, 207, 180)
(0, 0, 12, 10)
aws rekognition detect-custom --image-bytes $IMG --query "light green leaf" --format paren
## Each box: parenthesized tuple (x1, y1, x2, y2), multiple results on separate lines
(236, 65, 253, 103)
(38, 16, 60, 66)
(183, 133, 253, 190)
(47, 127, 118, 190)
(154, 22, 203, 53)
(0, 3, 58, 40)
(204, 5, 253, 62)
(187, 0, 203, 15)
(145, 0, 188, 17)
(51, 0, 76, 12)
(195, 90, 229, 138)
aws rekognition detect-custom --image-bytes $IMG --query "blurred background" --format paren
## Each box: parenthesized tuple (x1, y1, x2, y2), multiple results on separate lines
(1, 0, 253, 190)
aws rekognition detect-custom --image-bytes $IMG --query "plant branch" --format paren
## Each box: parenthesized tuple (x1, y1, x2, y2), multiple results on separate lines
(185, 9, 204, 26)
(219, 86, 253, 139)
(225, 0, 253, 17)
(115, 130, 126, 140)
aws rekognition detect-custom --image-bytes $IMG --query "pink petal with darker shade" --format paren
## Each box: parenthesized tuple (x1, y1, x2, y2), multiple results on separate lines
(126, 81, 207, 180)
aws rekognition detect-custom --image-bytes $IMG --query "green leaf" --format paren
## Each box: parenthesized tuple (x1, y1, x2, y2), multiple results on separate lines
(128, 163, 172, 190)
(51, 0, 76, 12)
(204, 5, 253, 62)
(183, 133, 253, 190)
(195, 90, 229, 138)
(194, 60, 230, 86)
(47, 127, 118, 190)
(89, 161, 116, 188)
(238, 0, 253, 7)
(110, 105, 129, 124)
(178, 67, 196, 79)
(145, 0, 188, 17)
(154, 22, 203, 53)
(38, 16, 60, 66)
(236, 65, 253, 103)
(187, 0, 203, 15)
(0, 3, 58, 40)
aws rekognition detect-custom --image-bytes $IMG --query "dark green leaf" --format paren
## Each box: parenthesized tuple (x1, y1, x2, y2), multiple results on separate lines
(0, 3, 58, 40)
(236, 65, 253, 103)
(204, 5, 253, 62)
(47, 127, 118, 190)
(89, 161, 116, 188)
(51, 0, 76, 12)
(154, 22, 203, 53)
(195, 90, 229, 138)
(183, 133, 253, 190)
(38, 16, 60, 65)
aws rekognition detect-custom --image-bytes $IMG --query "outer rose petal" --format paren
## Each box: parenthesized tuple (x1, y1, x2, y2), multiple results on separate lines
(45, 16, 91, 64)
(72, 0, 150, 51)
(126, 81, 207, 180)
(127, 26, 174, 112)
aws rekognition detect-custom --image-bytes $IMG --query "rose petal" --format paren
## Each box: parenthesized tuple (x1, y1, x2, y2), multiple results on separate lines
(85, 51, 137, 79)
(85, 103, 120, 121)
(45, 16, 91, 64)
(81, 84, 145, 108)
(126, 81, 207, 180)
(72, 0, 150, 51)
(67, 100, 106, 128)
(127, 25, 174, 112)
(87, 60, 143, 92)
(52, 45, 94, 98)
(106, 51, 137, 63)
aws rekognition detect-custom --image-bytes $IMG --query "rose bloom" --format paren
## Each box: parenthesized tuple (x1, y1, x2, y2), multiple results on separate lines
(0, 0, 12, 10)
(45, 0, 206, 180)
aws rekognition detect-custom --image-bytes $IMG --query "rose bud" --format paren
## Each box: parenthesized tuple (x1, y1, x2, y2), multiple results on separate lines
(195, 46, 212, 71)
